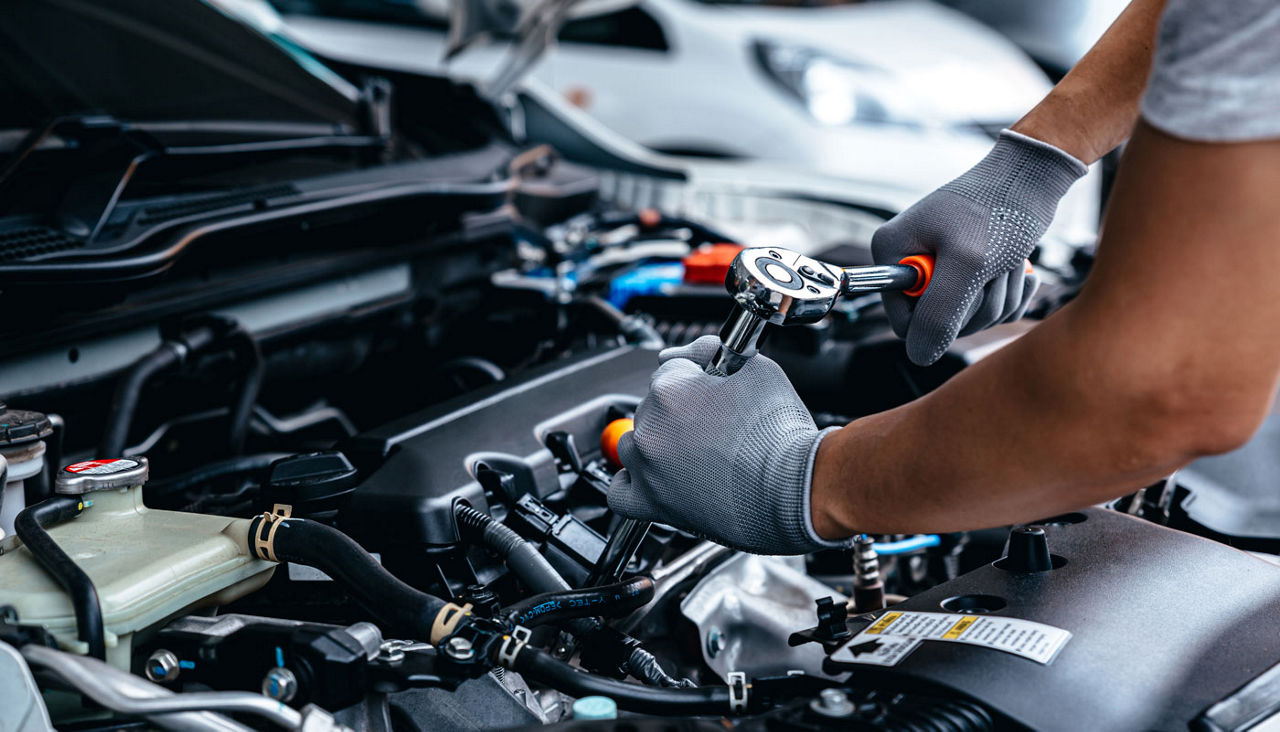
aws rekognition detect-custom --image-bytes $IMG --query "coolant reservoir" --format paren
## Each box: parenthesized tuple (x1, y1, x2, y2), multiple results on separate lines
(0, 458, 275, 668)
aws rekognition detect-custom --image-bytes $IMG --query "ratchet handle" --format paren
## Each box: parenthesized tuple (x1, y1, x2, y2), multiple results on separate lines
(885, 255, 1034, 298)
(840, 254, 935, 298)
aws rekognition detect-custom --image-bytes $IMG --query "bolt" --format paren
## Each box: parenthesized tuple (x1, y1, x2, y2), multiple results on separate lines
(345, 622, 383, 661)
(810, 688, 855, 718)
(261, 667, 298, 703)
(706, 627, 723, 659)
(444, 636, 475, 661)
(145, 650, 180, 683)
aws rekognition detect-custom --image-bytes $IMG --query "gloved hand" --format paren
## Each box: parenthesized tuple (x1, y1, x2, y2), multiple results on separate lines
(608, 336, 852, 555)
(872, 129, 1088, 366)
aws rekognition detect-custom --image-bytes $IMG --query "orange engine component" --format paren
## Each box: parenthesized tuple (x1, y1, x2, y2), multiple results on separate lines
(600, 418, 635, 468)
(683, 243, 744, 286)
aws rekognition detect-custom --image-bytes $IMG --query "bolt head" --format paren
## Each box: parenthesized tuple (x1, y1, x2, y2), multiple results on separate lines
(706, 628, 723, 658)
(811, 688, 855, 718)
(261, 667, 298, 703)
(145, 650, 180, 683)
(444, 636, 476, 661)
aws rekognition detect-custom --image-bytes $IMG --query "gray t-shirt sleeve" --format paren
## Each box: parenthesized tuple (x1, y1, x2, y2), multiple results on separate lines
(1141, 0, 1280, 142)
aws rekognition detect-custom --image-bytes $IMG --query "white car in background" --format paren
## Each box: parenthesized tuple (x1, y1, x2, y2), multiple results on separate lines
(270, 0, 1102, 245)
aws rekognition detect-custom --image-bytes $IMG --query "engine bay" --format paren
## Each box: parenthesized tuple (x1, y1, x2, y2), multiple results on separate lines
(4, 185, 1280, 731)
(3, 7, 1280, 729)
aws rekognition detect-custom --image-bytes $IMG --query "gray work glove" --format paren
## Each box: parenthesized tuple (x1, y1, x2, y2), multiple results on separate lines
(871, 129, 1087, 366)
(608, 336, 852, 555)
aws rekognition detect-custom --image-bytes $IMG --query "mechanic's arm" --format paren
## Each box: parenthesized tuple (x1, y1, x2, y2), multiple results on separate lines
(1011, 0, 1167, 164)
(812, 122, 1280, 536)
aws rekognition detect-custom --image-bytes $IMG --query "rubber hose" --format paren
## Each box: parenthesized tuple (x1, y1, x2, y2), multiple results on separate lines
(627, 647, 695, 688)
(99, 343, 186, 457)
(578, 296, 664, 349)
(503, 577, 654, 628)
(246, 516, 447, 637)
(226, 329, 263, 455)
(514, 646, 730, 715)
(454, 503, 570, 594)
(144, 453, 287, 501)
(14, 496, 105, 659)
(100, 324, 225, 457)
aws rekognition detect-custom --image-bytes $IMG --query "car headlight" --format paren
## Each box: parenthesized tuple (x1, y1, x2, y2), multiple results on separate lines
(753, 39, 928, 127)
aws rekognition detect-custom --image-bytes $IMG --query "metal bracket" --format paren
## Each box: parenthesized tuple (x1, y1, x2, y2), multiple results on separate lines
(498, 625, 532, 669)
(728, 671, 748, 714)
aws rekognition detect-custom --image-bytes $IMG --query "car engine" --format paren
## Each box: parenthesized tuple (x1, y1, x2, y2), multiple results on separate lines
(3, 4, 1280, 729)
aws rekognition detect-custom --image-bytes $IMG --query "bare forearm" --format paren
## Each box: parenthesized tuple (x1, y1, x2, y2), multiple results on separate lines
(1011, 0, 1167, 164)
(811, 306, 1182, 535)
(813, 123, 1280, 537)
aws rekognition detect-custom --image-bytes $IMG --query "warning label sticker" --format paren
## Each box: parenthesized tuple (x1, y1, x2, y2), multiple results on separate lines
(65, 458, 140, 475)
(830, 611, 1071, 666)
(828, 634, 921, 667)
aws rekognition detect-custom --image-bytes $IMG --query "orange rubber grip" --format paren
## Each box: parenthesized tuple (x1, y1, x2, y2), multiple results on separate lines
(898, 254, 934, 298)
(601, 418, 634, 468)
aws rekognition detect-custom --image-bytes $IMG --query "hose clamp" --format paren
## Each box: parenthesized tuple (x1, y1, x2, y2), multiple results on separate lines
(430, 603, 473, 644)
(497, 625, 531, 669)
(728, 671, 748, 714)
(251, 505, 293, 563)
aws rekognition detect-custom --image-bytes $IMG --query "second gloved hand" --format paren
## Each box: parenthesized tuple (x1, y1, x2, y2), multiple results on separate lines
(872, 129, 1087, 366)
(608, 336, 852, 555)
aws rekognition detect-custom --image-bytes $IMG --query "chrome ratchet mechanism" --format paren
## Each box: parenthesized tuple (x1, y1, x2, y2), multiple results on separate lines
(706, 247, 932, 377)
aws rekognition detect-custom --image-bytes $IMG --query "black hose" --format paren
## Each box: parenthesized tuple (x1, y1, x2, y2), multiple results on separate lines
(99, 342, 187, 457)
(14, 497, 105, 660)
(627, 647, 695, 689)
(514, 646, 730, 715)
(578, 296, 665, 349)
(144, 453, 287, 502)
(100, 320, 261, 458)
(246, 516, 447, 637)
(455, 503, 571, 594)
(504, 577, 654, 628)
(225, 329, 263, 455)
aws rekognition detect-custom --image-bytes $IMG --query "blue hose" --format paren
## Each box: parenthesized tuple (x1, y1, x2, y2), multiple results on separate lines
(872, 534, 941, 555)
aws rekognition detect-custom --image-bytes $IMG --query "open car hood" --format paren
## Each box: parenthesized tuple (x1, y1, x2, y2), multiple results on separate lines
(0, 0, 362, 132)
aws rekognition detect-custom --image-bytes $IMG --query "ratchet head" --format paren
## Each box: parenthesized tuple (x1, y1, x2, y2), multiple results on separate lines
(706, 247, 842, 376)
(724, 248, 843, 326)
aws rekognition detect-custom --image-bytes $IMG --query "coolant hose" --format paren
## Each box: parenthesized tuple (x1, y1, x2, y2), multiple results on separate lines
(454, 503, 571, 594)
(14, 496, 106, 659)
(226, 329, 263, 455)
(246, 515, 447, 638)
(503, 577, 654, 628)
(513, 646, 731, 715)
(578, 296, 664, 349)
(99, 341, 190, 457)
(145, 453, 287, 502)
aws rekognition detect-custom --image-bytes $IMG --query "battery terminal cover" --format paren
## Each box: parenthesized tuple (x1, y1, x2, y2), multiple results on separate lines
(683, 243, 745, 286)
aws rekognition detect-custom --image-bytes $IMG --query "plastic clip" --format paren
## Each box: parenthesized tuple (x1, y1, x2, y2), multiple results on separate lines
(728, 671, 748, 714)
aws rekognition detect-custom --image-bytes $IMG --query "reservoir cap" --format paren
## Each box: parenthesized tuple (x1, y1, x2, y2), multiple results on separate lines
(0, 403, 53, 446)
(56, 457, 149, 495)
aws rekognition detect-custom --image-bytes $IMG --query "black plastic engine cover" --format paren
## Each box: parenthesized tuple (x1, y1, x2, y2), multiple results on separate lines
(825, 509, 1280, 731)
(340, 347, 656, 550)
